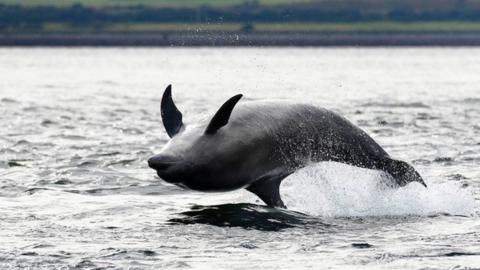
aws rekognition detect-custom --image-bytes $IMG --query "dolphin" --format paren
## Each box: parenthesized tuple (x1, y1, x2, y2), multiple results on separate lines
(148, 85, 426, 208)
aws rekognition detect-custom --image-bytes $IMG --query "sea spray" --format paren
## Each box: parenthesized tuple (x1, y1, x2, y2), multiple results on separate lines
(242, 162, 475, 217)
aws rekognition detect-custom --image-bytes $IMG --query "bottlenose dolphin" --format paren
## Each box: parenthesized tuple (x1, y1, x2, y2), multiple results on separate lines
(148, 85, 426, 208)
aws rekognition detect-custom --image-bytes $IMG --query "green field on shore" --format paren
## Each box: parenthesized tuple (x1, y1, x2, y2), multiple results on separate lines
(0, 0, 311, 7)
(5, 21, 480, 33)
(254, 22, 480, 32)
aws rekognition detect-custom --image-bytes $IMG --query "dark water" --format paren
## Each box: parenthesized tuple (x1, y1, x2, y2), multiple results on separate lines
(0, 48, 479, 269)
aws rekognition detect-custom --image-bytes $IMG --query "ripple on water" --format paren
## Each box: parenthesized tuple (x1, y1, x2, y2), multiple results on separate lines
(361, 101, 431, 109)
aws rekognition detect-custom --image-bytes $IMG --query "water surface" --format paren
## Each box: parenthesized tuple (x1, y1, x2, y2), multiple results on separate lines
(0, 48, 479, 269)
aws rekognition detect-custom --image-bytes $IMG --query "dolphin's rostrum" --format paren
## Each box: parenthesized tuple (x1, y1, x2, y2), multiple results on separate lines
(148, 85, 426, 208)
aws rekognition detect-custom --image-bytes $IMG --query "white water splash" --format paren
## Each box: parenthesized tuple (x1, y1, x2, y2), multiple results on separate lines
(275, 162, 475, 217)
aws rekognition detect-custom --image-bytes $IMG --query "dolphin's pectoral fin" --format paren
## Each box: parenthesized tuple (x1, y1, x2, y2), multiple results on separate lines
(246, 175, 288, 209)
(161, 85, 183, 138)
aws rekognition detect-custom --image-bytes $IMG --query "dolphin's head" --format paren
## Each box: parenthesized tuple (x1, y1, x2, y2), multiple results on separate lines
(148, 85, 251, 191)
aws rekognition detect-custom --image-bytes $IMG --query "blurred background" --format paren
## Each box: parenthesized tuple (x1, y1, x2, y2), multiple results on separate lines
(2, 0, 480, 46)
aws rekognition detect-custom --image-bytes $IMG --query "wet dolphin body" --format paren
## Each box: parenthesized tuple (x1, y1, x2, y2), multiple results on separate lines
(148, 85, 426, 208)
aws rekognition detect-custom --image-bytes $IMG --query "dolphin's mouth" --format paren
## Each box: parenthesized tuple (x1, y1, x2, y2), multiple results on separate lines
(173, 182, 190, 189)
(149, 158, 195, 185)
(148, 154, 188, 184)
(148, 156, 181, 170)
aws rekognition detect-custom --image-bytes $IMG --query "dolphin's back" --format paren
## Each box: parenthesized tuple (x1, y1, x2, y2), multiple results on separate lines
(231, 101, 389, 170)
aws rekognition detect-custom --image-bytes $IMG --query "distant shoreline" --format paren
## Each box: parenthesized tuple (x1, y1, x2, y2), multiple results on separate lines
(2, 32, 480, 46)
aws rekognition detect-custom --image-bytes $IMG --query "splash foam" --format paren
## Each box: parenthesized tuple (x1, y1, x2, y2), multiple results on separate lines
(254, 162, 475, 217)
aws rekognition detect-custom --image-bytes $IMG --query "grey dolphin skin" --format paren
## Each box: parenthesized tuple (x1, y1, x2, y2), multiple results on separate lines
(148, 85, 426, 208)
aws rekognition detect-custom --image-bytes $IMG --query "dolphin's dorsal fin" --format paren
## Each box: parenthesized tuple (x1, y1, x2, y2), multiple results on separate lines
(161, 85, 183, 138)
(205, 94, 243, 135)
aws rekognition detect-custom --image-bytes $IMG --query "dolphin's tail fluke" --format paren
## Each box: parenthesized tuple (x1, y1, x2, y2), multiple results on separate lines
(380, 158, 427, 188)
